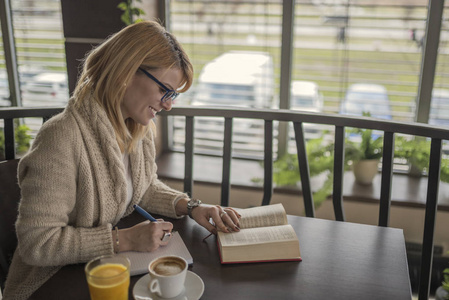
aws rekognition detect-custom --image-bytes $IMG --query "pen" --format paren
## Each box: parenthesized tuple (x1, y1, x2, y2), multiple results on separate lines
(133, 204, 172, 242)
(133, 204, 158, 222)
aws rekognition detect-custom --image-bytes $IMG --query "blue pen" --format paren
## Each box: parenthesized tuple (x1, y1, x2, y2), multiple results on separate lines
(133, 204, 172, 242)
(133, 204, 158, 222)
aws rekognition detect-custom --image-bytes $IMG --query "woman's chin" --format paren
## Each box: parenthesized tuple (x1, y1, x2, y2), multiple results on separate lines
(142, 116, 155, 126)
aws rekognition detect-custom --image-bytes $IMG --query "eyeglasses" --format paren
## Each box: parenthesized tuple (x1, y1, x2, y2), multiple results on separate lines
(138, 67, 179, 103)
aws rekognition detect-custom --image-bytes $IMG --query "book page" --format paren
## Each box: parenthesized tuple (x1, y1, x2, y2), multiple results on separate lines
(122, 231, 193, 276)
(218, 224, 297, 246)
(236, 203, 288, 229)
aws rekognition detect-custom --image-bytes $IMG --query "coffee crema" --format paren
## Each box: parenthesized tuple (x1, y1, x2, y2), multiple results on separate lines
(151, 258, 185, 276)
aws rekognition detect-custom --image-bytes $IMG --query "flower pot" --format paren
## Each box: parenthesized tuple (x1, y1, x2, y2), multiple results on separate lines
(352, 159, 379, 185)
(435, 286, 449, 300)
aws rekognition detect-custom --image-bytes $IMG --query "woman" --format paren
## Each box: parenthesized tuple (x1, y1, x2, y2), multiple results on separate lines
(3, 21, 240, 299)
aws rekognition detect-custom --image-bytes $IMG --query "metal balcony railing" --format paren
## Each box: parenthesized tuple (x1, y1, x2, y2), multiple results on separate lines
(2, 106, 449, 299)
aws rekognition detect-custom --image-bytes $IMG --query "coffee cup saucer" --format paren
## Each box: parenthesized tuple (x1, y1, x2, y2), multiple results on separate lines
(133, 270, 204, 300)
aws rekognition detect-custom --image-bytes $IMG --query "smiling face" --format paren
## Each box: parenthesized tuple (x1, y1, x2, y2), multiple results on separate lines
(121, 67, 183, 125)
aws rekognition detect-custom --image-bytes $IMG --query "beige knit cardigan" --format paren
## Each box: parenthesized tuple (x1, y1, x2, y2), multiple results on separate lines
(3, 97, 187, 300)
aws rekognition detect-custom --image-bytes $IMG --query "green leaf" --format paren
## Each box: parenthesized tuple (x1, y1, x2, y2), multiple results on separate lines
(131, 8, 145, 16)
(0, 130, 4, 157)
(121, 13, 131, 26)
(15, 125, 31, 153)
(118, 1, 146, 25)
(252, 123, 449, 213)
(0, 124, 31, 157)
(117, 2, 128, 11)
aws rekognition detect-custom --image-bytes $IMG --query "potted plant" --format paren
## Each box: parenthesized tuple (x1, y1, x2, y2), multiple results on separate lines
(0, 124, 31, 160)
(345, 127, 383, 185)
(259, 128, 383, 209)
(394, 135, 431, 177)
(259, 119, 449, 210)
(263, 135, 336, 209)
(436, 258, 449, 300)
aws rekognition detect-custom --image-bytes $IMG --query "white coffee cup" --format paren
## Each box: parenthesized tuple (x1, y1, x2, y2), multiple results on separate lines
(148, 255, 188, 298)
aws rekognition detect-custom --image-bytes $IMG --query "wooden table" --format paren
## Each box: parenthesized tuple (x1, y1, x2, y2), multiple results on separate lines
(30, 212, 412, 300)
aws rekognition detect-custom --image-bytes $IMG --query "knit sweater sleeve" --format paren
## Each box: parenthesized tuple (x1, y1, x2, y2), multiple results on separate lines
(16, 113, 113, 267)
(138, 130, 188, 219)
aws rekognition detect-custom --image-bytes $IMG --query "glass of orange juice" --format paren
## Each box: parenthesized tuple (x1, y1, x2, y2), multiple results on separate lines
(85, 255, 130, 300)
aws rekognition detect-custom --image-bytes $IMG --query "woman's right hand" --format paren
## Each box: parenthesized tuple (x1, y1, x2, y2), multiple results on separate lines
(115, 220, 173, 252)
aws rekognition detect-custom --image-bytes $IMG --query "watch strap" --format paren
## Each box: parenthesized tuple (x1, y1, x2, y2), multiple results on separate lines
(187, 198, 202, 219)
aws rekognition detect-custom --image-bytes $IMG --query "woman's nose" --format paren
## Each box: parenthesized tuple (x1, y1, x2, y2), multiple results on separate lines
(161, 99, 172, 111)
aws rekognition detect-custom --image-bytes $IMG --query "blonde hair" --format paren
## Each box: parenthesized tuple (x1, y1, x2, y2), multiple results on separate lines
(73, 21, 193, 153)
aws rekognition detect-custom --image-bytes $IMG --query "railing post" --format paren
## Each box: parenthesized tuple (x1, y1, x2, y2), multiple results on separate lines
(261, 120, 273, 206)
(418, 138, 442, 300)
(4, 118, 15, 160)
(184, 116, 194, 197)
(379, 131, 394, 227)
(293, 122, 314, 217)
(333, 126, 345, 221)
(221, 118, 233, 207)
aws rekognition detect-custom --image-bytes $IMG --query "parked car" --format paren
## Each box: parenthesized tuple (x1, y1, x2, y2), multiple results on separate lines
(0, 65, 45, 103)
(22, 72, 69, 106)
(429, 88, 449, 127)
(0, 72, 10, 106)
(340, 83, 392, 120)
(189, 51, 275, 156)
(290, 81, 323, 112)
(290, 80, 325, 140)
(427, 88, 449, 154)
(19, 65, 46, 86)
(340, 83, 392, 143)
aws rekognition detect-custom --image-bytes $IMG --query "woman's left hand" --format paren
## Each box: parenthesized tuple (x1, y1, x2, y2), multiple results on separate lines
(191, 204, 241, 235)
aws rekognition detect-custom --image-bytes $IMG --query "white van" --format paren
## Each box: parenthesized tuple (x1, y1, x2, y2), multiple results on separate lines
(192, 51, 274, 108)
(190, 51, 274, 156)
(290, 80, 323, 112)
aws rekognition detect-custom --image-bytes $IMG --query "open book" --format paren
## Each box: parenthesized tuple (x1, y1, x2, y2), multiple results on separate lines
(122, 231, 193, 276)
(217, 203, 302, 264)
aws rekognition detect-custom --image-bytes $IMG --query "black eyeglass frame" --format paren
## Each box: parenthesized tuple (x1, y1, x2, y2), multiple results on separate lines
(138, 67, 179, 103)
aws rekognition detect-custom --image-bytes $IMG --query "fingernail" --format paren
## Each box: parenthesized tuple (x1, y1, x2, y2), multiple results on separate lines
(234, 226, 240, 231)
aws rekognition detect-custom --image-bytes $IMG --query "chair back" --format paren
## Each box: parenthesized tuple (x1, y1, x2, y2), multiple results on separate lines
(0, 159, 20, 290)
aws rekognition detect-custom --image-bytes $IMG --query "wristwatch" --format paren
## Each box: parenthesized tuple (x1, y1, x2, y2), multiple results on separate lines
(187, 198, 202, 219)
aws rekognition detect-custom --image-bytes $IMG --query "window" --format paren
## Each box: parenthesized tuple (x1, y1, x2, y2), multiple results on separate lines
(168, 1, 447, 163)
(291, 2, 428, 121)
(0, 24, 9, 107)
(0, 0, 68, 139)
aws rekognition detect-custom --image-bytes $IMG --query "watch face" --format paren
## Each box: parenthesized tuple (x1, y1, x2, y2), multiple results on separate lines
(188, 199, 201, 208)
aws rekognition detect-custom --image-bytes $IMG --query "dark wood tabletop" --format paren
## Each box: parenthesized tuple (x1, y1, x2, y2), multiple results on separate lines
(30, 212, 412, 300)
